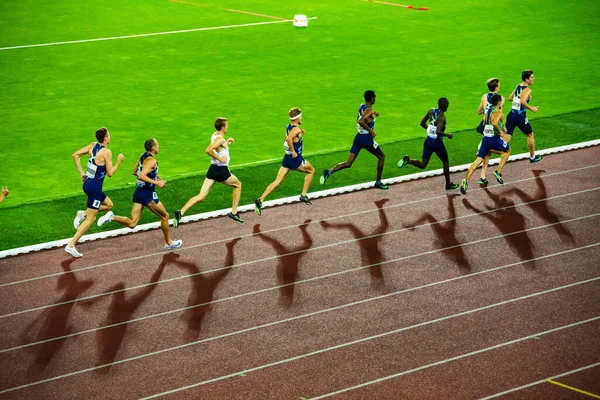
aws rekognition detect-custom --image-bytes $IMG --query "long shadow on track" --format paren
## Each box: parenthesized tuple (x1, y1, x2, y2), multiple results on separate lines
(253, 221, 313, 307)
(320, 199, 390, 288)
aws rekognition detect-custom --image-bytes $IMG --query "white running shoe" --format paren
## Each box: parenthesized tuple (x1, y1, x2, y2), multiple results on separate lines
(65, 245, 83, 258)
(164, 239, 183, 250)
(97, 211, 114, 227)
(73, 210, 86, 229)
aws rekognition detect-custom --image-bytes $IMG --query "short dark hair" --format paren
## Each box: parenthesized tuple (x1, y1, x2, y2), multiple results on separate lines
(438, 97, 449, 109)
(522, 70, 534, 81)
(214, 117, 228, 131)
(96, 127, 109, 142)
(487, 78, 499, 92)
(364, 90, 376, 102)
(491, 94, 502, 106)
(144, 138, 157, 152)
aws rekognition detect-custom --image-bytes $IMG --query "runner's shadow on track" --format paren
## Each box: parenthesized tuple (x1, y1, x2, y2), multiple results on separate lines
(463, 189, 536, 270)
(504, 170, 575, 243)
(253, 220, 313, 307)
(172, 238, 240, 342)
(94, 254, 169, 373)
(404, 195, 471, 274)
(320, 199, 389, 287)
(20, 259, 94, 376)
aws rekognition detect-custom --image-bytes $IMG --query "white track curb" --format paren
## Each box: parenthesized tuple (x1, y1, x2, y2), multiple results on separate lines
(1, 139, 599, 259)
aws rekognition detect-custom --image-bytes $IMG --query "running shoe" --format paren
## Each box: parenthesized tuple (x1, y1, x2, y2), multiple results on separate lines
(165, 239, 183, 250)
(254, 198, 263, 216)
(319, 169, 331, 185)
(478, 178, 489, 186)
(228, 212, 243, 224)
(460, 179, 468, 195)
(73, 210, 86, 229)
(374, 181, 389, 190)
(299, 195, 312, 206)
(173, 210, 182, 228)
(493, 170, 504, 184)
(64, 245, 83, 258)
(397, 155, 409, 168)
(97, 211, 114, 227)
(445, 183, 459, 190)
(530, 155, 542, 163)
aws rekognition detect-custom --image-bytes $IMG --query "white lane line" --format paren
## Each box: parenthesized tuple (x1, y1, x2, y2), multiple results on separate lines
(139, 285, 600, 399)
(2, 241, 598, 355)
(2, 163, 597, 286)
(3, 271, 598, 395)
(480, 362, 600, 399)
(1, 190, 598, 320)
(0, 18, 316, 51)
(310, 318, 600, 399)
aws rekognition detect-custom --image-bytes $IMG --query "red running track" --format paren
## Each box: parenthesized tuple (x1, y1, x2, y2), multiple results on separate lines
(1, 146, 600, 399)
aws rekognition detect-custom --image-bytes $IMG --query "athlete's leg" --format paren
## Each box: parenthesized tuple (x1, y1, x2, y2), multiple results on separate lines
(497, 148, 512, 174)
(112, 203, 144, 229)
(526, 132, 536, 158)
(221, 174, 242, 214)
(260, 167, 290, 202)
(68, 208, 99, 247)
(480, 155, 490, 181)
(296, 161, 315, 197)
(465, 158, 484, 182)
(407, 158, 430, 169)
(147, 201, 174, 245)
(330, 152, 358, 174)
(375, 150, 385, 182)
(181, 178, 216, 216)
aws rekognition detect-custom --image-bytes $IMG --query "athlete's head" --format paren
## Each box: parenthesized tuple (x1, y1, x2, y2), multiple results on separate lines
(522, 69, 534, 84)
(289, 107, 302, 124)
(96, 127, 109, 144)
(487, 78, 500, 92)
(438, 97, 449, 111)
(491, 94, 503, 107)
(144, 138, 158, 153)
(364, 90, 376, 104)
(214, 117, 228, 132)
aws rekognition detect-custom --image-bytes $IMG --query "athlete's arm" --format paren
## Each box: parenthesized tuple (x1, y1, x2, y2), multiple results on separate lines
(508, 90, 515, 101)
(72, 142, 94, 183)
(287, 127, 301, 158)
(420, 110, 431, 129)
(491, 111, 504, 136)
(205, 136, 227, 163)
(104, 149, 125, 177)
(435, 114, 453, 139)
(477, 94, 488, 115)
(139, 157, 165, 188)
(0, 186, 9, 204)
(132, 156, 141, 176)
(358, 109, 377, 137)
(519, 87, 538, 112)
(227, 138, 235, 145)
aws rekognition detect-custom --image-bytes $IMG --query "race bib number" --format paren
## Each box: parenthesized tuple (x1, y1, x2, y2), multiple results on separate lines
(511, 97, 521, 111)
(373, 140, 379, 149)
(524, 118, 529, 125)
(86, 162, 97, 179)
(152, 192, 158, 200)
(426, 124, 437, 138)
(502, 140, 508, 148)
(92, 200, 101, 208)
(483, 124, 494, 137)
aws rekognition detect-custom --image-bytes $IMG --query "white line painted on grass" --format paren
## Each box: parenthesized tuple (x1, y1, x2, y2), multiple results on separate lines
(2, 241, 598, 355)
(2, 191, 598, 319)
(310, 317, 600, 399)
(2, 270, 598, 395)
(0, 18, 317, 51)
(480, 362, 600, 399)
(1, 140, 598, 259)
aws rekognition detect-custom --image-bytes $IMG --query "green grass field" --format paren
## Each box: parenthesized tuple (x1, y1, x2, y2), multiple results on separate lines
(1, 0, 599, 250)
